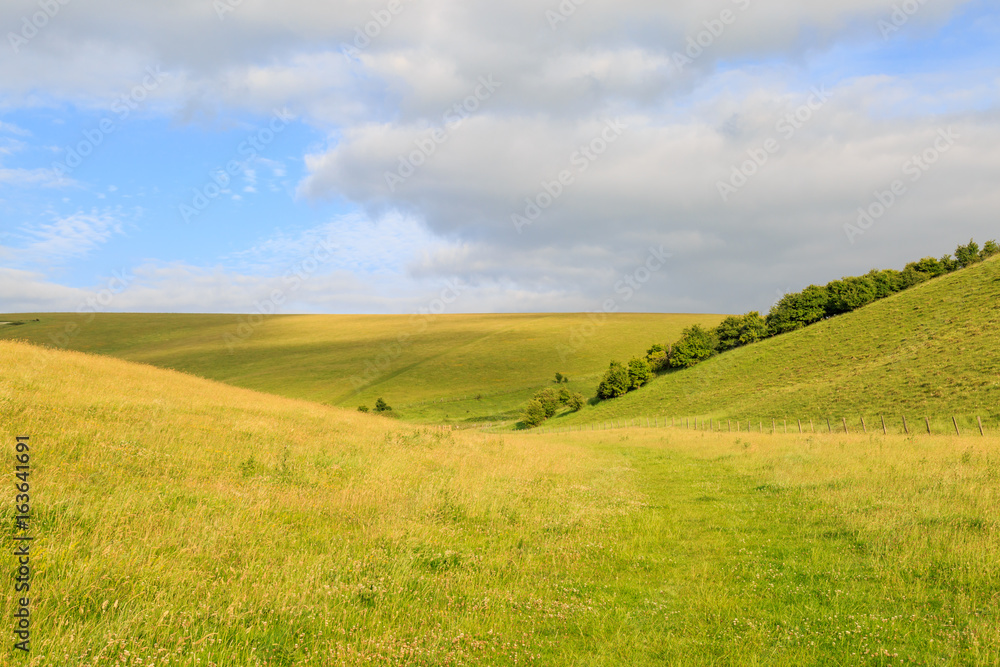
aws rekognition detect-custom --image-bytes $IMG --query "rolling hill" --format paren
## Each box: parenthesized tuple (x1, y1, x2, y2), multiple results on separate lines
(0, 312, 723, 423)
(558, 254, 1000, 428)
(3, 339, 999, 664)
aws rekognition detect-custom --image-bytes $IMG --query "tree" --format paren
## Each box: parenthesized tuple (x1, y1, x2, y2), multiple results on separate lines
(374, 398, 391, 413)
(645, 343, 669, 371)
(597, 361, 629, 399)
(566, 392, 585, 411)
(554, 372, 564, 384)
(558, 387, 572, 404)
(980, 240, 999, 260)
(667, 325, 719, 369)
(357, 405, 369, 413)
(954, 239, 981, 268)
(766, 285, 828, 335)
(521, 399, 547, 428)
(825, 276, 877, 316)
(534, 388, 560, 417)
(626, 357, 652, 390)
(715, 312, 768, 351)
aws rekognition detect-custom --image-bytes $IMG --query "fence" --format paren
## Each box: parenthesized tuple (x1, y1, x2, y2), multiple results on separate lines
(493, 414, 997, 436)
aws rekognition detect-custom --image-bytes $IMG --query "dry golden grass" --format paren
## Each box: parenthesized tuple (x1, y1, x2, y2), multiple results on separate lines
(2, 340, 999, 665)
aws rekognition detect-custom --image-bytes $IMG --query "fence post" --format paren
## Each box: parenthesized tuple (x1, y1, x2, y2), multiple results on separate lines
(880, 415, 887, 435)
(783, 419, 787, 434)
(925, 417, 931, 435)
(771, 419, 775, 434)
(827, 417, 832, 433)
(759, 421, 763, 433)
(810, 419, 814, 433)
(842, 417, 849, 434)
(729, 419, 732, 433)
(978, 416, 985, 436)
(798, 419, 802, 434)
(902, 415, 908, 435)
(861, 416, 867, 433)
(952, 416, 960, 437)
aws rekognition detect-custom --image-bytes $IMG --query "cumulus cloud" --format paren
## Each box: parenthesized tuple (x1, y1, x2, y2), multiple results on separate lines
(0, 0, 996, 313)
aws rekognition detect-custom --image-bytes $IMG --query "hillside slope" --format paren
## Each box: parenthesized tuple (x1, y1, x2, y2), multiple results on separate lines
(562, 255, 1000, 425)
(0, 312, 723, 423)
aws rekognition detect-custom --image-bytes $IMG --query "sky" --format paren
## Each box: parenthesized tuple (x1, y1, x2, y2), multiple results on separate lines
(1, 0, 998, 316)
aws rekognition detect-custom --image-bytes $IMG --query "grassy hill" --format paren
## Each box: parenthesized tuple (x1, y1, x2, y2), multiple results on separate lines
(0, 312, 722, 424)
(3, 339, 999, 664)
(558, 255, 1000, 429)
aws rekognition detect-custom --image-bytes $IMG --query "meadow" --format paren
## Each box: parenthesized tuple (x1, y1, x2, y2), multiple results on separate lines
(3, 339, 999, 665)
(557, 254, 1000, 429)
(0, 313, 722, 425)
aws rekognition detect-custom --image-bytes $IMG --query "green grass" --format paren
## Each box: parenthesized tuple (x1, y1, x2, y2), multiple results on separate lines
(0, 313, 722, 424)
(558, 255, 1000, 429)
(2, 340, 999, 665)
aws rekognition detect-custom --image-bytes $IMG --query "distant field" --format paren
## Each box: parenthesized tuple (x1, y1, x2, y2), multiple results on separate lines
(0, 312, 722, 423)
(3, 339, 999, 665)
(556, 255, 1000, 428)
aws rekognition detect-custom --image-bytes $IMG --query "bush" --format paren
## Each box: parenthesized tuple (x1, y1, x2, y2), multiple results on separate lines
(597, 361, 629, 399)
(554, 372, 563, 384)
(715, 312, 767, 351)
(766, 285, 828, 335)
(980, 240, 1000, 259)
(357, 405, 369, 413)
(667, 325, 719, 369)
(627, 357, 652, 390)
(374, 398, 391, 413)
(521, 399, 547, 428)
(566, 392, 585, 411)
(534, 388, 560, 417)
(825, 276, 878, 316)
(645, 343, 669, 371)
(558, 387, 572, 404)
(955, 239, 981, 268)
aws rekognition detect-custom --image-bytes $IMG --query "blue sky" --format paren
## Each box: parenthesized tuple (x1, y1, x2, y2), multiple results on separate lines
(1, 0, 999, 315)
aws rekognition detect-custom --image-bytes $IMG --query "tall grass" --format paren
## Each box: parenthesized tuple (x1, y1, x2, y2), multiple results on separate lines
(2, 341, 999, 664)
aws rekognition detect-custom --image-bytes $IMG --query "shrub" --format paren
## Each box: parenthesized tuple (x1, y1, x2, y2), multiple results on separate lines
(357, 405, 369, 413)
(597, 361, 629, 399)
(627, 357, 652, 390)
(668, 325, 719, 369)
(554, 372, 563, 383)
(521, 399, 547, 428)
(955, 239, 981, 268)
(766, 285, 828, 335)
(534, 388, 560, 417)
(558, 387, 572, 404)
(566, 392, 585, 411)
(980, 240, 1000, 259)
(645, 343, 669, 371)
(825, 276, 878, 316)
(374, 398, 391, 413)
(715, 312, 767, 351)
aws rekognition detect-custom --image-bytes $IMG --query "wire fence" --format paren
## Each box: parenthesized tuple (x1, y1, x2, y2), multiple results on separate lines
(479, 414, 999, 436)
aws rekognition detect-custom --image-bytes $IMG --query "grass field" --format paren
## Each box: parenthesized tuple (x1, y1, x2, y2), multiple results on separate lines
(0, 313, 722, 424)
(3, 339, 1000, 665)
(556, 254, 1000, 429)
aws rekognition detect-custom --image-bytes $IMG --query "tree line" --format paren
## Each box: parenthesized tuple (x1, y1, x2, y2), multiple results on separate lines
(596, 239, 998, 401)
